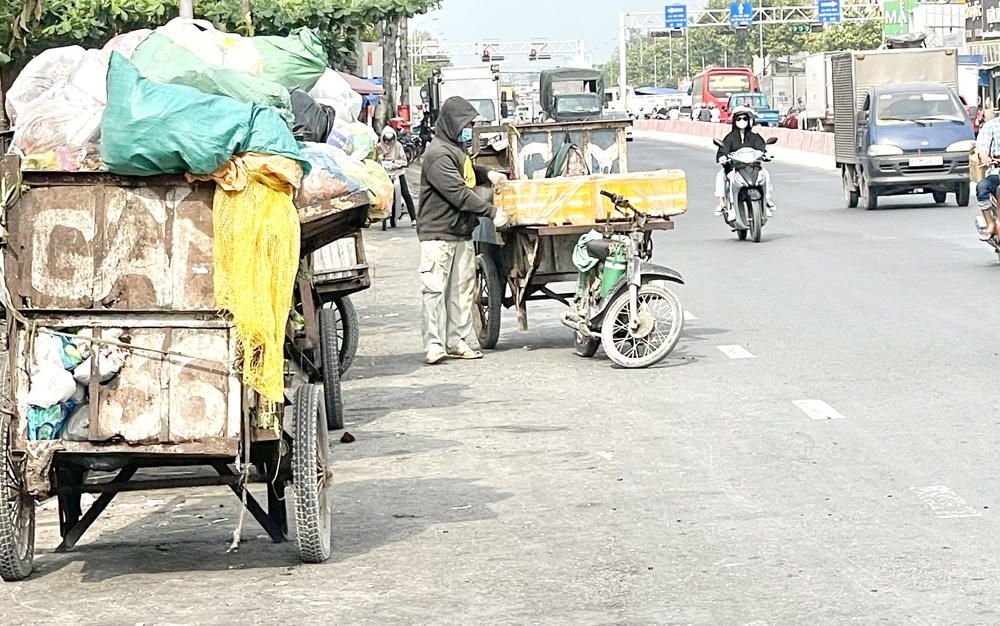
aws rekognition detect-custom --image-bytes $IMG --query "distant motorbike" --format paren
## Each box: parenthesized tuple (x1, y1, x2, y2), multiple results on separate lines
(398, 131, 424, 164)
(714, 136, 778, 243)
(559, 190, 685, 368)
(978, 162, 1000, 260)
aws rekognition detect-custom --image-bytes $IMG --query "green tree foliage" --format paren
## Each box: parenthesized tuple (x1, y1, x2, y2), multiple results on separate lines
(2, 0, 437, 66)
(605, 0, 882, 87)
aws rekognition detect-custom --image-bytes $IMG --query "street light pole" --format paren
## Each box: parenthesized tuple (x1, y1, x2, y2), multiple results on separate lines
(619, 12, 628, 110)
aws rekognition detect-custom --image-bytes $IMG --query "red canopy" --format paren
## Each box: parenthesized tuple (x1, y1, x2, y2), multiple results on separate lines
(337, 71, 384, 95)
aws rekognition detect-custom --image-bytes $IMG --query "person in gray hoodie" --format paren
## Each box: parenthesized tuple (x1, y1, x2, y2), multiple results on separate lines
(418, 96, 509, 364)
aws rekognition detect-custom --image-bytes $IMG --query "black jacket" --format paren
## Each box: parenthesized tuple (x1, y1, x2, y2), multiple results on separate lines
(716, 128, 767, 163)
(417, 97, 496, 242)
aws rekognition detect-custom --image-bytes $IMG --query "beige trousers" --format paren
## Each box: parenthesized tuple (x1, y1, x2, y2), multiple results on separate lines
(420, 240, 479, 356)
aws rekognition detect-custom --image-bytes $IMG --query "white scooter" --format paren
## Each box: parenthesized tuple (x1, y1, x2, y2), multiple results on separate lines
(714, 136, 778, 243)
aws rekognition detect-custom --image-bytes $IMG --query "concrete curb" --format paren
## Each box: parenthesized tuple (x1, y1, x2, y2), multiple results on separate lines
(633, 129, 837, 172)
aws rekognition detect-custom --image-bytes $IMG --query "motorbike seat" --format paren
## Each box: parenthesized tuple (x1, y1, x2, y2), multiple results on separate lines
(586, 238, 616, 261)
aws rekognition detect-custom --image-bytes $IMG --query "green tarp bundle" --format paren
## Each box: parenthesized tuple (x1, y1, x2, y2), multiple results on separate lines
(252, 28, 328, 91)
(101, 52, 307, 176)
(130, 33, 293, 125)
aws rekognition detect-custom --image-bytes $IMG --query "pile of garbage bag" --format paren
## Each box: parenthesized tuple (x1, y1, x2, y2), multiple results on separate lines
(5, 19, 386, 190)
(26, 329, 130, 441)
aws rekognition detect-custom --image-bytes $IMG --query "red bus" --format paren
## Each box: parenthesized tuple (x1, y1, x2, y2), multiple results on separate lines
(691, 67, 757, 121)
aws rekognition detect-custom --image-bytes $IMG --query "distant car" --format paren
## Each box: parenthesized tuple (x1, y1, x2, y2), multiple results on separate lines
(726, 92, 780, 127)
(781, 106, 804, 129)
(603, 109, 634, 142)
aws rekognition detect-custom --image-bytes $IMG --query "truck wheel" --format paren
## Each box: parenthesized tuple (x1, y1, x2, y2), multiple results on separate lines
(860, 172, 878, 210)
(932, 191, 947, 204)
(843, 167, 859, 208)
(957, 184, 971, 207)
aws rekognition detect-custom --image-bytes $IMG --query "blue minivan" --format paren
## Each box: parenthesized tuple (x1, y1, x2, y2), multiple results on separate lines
(846, 83, 975, 209)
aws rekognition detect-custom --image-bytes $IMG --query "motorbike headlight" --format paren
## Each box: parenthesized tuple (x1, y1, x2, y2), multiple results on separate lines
(946, 140, 976, 152)
(867, 144, 903, 156)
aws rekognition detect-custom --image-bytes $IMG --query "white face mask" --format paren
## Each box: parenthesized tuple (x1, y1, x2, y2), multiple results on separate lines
(735, 120, 749, 129)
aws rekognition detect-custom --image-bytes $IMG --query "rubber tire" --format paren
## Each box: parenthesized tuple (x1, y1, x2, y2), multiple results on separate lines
(473, 253, 502, 350)
(932, 191, 947, 204)
(600, 284, 684, 369)
(332, 296, 359, 375)
(736, 229, 748, 241)
(749, 199, 763, 243)
(0, 413, 34, 581)
(957, 184, 971, 207)
(843, 167, 859, 208)
(318, 308, 345, 431)
(574, 331, 600, 358)
(292, 384, 333, 564)
(860, 172, 878, 210)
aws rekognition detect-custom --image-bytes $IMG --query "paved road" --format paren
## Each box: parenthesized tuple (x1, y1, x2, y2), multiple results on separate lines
(5, 139, 1000, 625)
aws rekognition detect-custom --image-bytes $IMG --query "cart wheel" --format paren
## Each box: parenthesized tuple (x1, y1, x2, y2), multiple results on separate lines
(332, 297, 359, 375)
(318, 308, 345, 431)
(0, 415, 34, 581)
(574, 331, 600, 358)
(473, 253, 502, 350)
(292, 384, 333, 563)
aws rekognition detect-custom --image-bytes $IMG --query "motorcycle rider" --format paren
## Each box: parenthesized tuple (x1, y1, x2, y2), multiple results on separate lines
(975, 114, 1000, 240)
(377, 126, 417, 223)
(714, 106, 776, 218)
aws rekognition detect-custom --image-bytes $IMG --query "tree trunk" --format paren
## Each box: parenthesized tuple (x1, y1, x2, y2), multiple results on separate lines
(381, 18, 398, 127)
(398, 15, 410, 106)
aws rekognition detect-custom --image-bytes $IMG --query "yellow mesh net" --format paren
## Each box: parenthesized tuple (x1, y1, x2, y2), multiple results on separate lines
(213, 171, 301, 402)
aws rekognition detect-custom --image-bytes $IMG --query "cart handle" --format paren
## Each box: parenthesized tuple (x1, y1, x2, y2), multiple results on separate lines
(600, 189, 635, 215)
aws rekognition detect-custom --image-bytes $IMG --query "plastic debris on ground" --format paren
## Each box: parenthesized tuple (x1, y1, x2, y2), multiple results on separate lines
(100, 53, 306, 176)
(297, 142, 361, 208)
(130, 33, 293, 125)
(252, 28, 328, 91)
(493, 170, 689, 227)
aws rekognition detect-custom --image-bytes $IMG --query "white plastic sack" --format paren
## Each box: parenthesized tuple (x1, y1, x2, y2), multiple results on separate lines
(156, 18, 263, 76)
(11, 81, 104, 158)
(102, 29, 152, 60)
(67, 49, 109, 105)
(27, 363, 77, 409)
(73, 345, 129, 385)
(5, 46, 86, 125)
(308, 69, 363, 122)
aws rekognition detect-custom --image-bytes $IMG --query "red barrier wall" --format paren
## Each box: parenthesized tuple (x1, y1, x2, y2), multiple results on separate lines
(634, 119, 835, 157)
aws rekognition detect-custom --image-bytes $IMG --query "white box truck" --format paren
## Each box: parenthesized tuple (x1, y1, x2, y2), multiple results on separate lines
(804, 52, 834, 131)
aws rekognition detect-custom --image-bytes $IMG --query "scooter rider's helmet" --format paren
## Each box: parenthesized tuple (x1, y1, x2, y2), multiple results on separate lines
(730, 105, 756, 128)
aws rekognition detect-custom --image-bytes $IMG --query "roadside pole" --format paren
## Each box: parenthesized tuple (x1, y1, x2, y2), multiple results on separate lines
(619, 12, 628, 111)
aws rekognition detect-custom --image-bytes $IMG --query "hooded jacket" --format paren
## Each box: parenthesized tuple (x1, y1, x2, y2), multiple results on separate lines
(418, 97, 496, 242)
(716, 113, 767, 164)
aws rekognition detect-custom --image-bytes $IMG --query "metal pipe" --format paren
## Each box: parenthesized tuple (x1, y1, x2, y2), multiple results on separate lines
(179, 0, 193, 19)
(619, 12, 628, 111)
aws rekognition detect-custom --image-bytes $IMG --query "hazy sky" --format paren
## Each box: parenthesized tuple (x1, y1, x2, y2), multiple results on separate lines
(411, 0, 704, 69)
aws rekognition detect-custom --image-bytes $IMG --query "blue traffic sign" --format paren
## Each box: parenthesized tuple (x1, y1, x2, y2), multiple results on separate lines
(729, 2, 753, 27)
(664, 4, 688, 29)
(816, 0, 841, 23)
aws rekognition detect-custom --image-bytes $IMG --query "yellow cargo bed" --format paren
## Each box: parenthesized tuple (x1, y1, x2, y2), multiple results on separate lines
(494, 170, 687, 227)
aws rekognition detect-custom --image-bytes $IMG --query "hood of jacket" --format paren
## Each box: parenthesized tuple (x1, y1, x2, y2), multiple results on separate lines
(436, 97, 480, 145)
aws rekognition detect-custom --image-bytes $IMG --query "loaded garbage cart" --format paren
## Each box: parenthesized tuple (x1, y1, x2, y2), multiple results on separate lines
(470, 120, 689, 367)
(0, 159, 372, 581)
(0, 19, 396, 580)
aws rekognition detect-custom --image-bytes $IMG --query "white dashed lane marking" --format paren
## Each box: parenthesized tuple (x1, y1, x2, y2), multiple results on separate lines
(916, 486, 982, 518)
(717, 345, 755, 359)
(793, 399, 846, 420)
